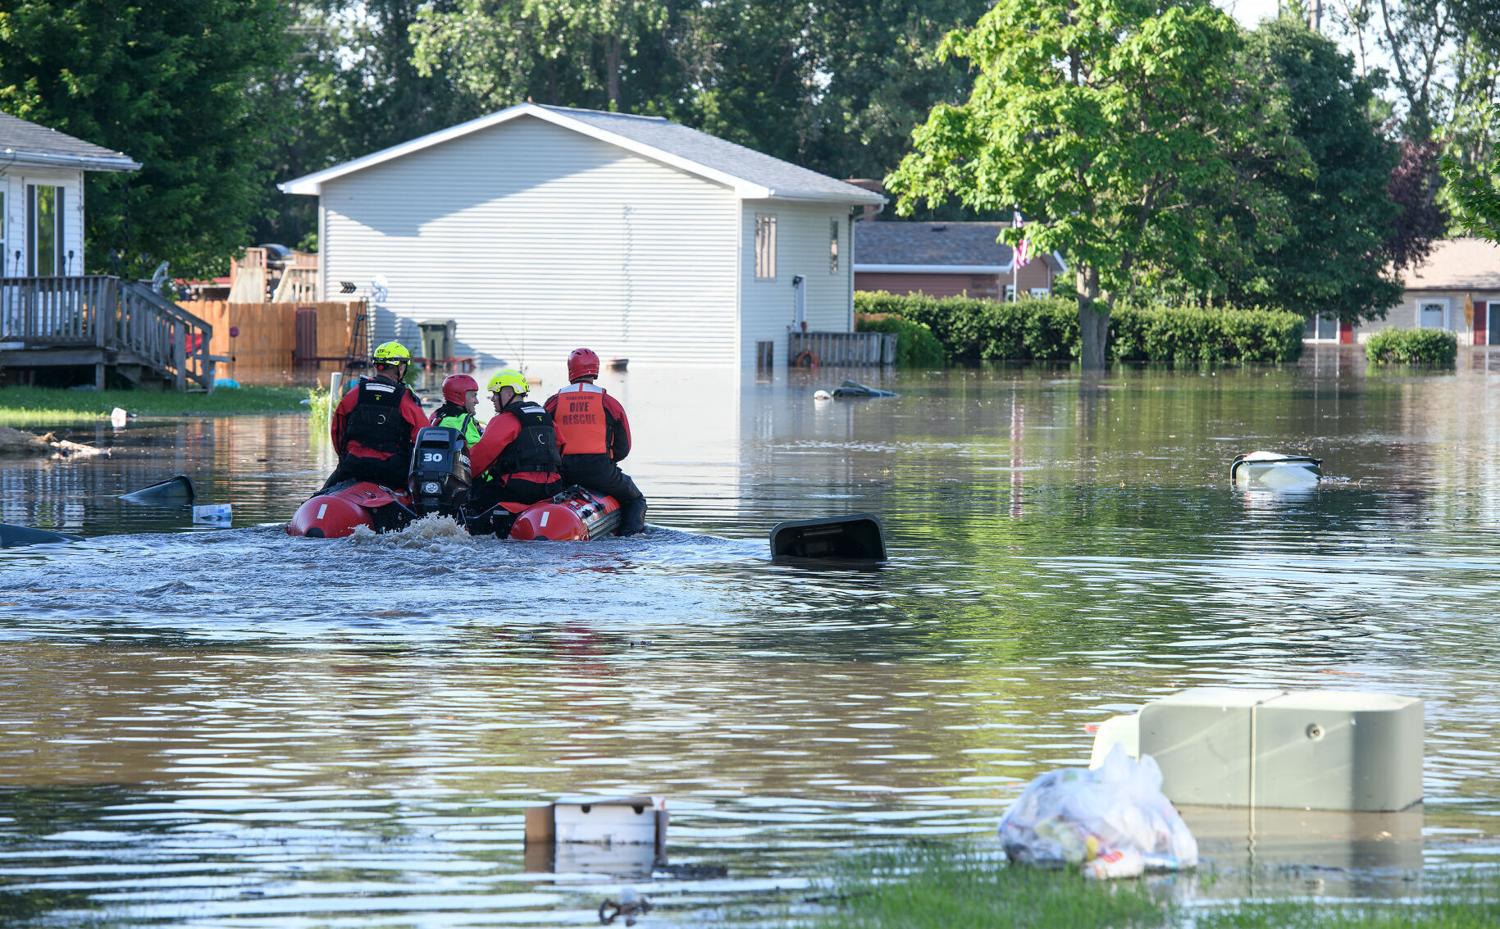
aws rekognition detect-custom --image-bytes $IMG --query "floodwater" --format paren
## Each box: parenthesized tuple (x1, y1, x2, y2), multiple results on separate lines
(3, 347, 1500, 926)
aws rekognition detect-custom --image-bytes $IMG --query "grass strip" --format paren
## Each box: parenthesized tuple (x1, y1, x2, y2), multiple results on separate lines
(0, 386, 312, 426)
(806, 844, 1500, 929)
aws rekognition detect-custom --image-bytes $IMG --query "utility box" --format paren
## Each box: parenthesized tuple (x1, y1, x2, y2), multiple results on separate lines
(1132, 688, 1423, 812)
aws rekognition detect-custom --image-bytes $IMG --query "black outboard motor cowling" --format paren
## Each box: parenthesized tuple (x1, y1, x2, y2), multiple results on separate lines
(408, 426, 471, 515)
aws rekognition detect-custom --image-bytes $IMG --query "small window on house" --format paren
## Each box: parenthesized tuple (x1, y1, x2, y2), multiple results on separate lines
(755, 213, 777, 279)
(829, 219, 839, 273)
(1004, 284, 1016, 301)
(1029, 287, 1050, 297)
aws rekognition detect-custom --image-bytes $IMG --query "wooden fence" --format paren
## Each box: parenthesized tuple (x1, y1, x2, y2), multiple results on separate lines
(789, 331, 897, 367)
(179, 300, 367, 385)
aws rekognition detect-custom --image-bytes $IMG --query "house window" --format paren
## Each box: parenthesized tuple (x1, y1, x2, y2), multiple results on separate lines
(0, 191, 5, 274)
(1004, 284, 1016, 301)
(1029, 287, 1050, 297)
(27, 184, 63, 276)
(755, 213, 777, 279)
(1303, 313, 1339, 341)
(829, 219, 839, 273)
(1416, 299, 1449, 330)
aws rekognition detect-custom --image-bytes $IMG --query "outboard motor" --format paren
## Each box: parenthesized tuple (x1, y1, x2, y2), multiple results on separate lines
(408, 426, 470, 515)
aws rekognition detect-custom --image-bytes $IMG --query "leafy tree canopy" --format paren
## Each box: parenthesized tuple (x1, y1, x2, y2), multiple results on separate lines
(0, 0, 291, 277)
(888, 0, 1261, 369)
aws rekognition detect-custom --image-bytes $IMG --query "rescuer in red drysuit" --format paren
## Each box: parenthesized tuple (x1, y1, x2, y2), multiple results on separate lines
(543, 348, 647, 535)
(466, 368, 563, 535)
(324, 341, 428, 491)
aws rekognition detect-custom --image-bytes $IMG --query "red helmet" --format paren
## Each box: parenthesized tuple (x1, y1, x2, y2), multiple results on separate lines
(567, 347, 600, 382)
(441, 373, 479, 406)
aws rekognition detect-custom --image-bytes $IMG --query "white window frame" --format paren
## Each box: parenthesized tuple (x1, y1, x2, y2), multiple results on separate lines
(1004, 284, 1016, 301)
(1415, 297, 1450, 331)
(1028, 287, 1049, 297)
(1304, 312, 1340, 342)
(27, 182, 64, 277)
(829, 218, 839, 274)
(755, 213, 777, 280)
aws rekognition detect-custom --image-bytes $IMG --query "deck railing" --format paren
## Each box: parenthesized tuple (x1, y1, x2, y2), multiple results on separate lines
(789, 330, 896, 366)
(0, 275, 215, 389)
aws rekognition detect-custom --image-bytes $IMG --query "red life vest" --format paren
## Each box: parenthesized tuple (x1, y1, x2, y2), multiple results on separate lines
(552, 383, 609, 456)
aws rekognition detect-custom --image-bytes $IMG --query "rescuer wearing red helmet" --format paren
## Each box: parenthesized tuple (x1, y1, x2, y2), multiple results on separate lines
(430, 373, 483, 448)
(466, 368, 563, 535)
(543, 347, 647, 535)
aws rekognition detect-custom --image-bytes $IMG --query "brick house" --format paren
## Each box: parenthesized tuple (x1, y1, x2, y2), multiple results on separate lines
(853, 221, 1065, 301)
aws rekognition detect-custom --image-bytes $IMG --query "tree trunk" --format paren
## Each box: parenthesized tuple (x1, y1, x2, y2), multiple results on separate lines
(1076, 265, 1109, 371)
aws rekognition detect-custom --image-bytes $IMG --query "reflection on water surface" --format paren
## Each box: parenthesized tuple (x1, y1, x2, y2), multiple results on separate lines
(3, 350, 1500, 924)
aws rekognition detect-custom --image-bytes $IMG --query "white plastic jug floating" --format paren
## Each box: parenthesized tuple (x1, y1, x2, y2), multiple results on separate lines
(192, 504, 232, 524)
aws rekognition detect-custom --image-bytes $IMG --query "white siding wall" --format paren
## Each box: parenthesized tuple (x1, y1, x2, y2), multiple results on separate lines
(320, 116, 740, 368)
(738, 200, 853, 367)
(0, 167, 85, 276)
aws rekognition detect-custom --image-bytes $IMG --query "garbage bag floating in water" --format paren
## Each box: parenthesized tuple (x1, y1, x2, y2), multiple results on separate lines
(0, 523, 81, 548)
(997, 744, 1198, 879)
(1230, 451, 1321, 490)
(770, 513, 886, 561)
(119, 475, 195, 505)
(830, 380, 897, 399)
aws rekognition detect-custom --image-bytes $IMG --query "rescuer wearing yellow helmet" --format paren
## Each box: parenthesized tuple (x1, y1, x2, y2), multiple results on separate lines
(465, 368, 563, 534)
(322, 341, 428, 491)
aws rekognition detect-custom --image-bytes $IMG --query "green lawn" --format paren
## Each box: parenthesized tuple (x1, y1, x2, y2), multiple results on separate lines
(0, 386, 312, 426)
(805, 845, 1500, 929)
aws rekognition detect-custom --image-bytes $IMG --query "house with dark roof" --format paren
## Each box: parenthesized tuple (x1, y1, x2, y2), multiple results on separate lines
(1313, 238, 1500, 345)
(854, 222, 1065, 302)
(0, 112, 138, 278)
(281, 103, 885, 369)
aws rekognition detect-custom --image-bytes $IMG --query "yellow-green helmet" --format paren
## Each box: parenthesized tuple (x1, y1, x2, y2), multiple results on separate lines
(487, 368, 528, 395)
(373, 341, 411, 364)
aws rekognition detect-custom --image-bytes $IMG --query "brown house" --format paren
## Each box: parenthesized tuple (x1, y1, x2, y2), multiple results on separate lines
(854, 221, 1064, 300)
(1312, 238, 1500, 345)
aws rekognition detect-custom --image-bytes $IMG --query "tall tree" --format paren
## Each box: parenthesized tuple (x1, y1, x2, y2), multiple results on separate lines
(0, 0, 291, 277)
(1442, 154, 1500, 241)
(261, 1, 474, 245)
(888, 0, 1257, 370)
(1200, 19, 1402, 318)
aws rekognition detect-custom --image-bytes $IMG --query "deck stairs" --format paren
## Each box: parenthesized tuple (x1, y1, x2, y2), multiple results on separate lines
(0, 275, 217, 389)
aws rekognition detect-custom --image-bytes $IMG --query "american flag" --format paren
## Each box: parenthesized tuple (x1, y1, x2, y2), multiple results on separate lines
(1013, 211, 1032, 268)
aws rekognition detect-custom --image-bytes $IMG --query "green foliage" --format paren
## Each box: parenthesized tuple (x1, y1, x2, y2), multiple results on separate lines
(1364, 328, 1459, 366)
(805, 843, 1500, 929)
(1185, 20, 1402, 320)
(855, 314, 946, 367)
(887, 0, 1264, 369)
(0, 0, 292, 278)
(854, 292, 1303, 366)
(1441, 154, 1500, 243)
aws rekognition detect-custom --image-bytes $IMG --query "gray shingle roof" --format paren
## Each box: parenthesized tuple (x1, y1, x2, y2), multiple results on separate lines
(856, 222, 1017, 267)
(282, 102, 885, 204)
(0, 112, 139, 171)
(539, 105, 883, 204)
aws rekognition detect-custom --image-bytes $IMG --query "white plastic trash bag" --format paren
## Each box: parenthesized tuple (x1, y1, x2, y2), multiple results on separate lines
(997, 745, 1198, 879)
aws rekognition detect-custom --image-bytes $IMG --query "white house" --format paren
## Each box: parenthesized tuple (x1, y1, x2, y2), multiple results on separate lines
(280, 103, 885, 369)
(0, 112, 138, 279)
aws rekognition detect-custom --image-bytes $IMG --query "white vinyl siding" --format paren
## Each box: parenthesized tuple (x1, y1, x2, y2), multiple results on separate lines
(320, 115, 740, 368)
(0, 168, 84, 277)
(739, 201, 854, 366)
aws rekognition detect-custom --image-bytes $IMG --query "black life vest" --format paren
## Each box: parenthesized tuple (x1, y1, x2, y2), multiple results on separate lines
(496, 400, 562, 475)
(344, 377, 412, 455)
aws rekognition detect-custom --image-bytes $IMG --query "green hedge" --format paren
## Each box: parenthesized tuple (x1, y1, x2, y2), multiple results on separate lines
(1364, 328, 1458, 366)
(855, 314, 946, 367)
(853, 292, 1304, 366)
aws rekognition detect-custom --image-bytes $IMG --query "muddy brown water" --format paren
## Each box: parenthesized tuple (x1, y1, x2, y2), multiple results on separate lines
(3, 350, 1500, 925)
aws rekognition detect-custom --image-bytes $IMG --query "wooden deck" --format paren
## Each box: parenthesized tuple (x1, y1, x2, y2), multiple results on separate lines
(789, 331, 897, 367)
(0, 276, 216, 389)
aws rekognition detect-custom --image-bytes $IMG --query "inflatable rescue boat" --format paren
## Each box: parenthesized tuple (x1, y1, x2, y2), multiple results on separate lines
(287, 425, 622, 541)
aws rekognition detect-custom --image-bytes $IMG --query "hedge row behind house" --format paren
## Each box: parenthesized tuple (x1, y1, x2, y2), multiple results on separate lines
(853, 292, 1305, 366)
(854, 314, 946, 367)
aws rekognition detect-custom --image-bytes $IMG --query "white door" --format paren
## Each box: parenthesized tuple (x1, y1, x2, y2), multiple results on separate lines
(24, 180, 66, 276)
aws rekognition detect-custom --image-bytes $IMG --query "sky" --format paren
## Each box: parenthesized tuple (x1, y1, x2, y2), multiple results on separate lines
(1216, 0, 1283, 27)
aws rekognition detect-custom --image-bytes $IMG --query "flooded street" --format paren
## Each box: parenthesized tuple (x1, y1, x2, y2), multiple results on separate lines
(4, 348, 1500, 925)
